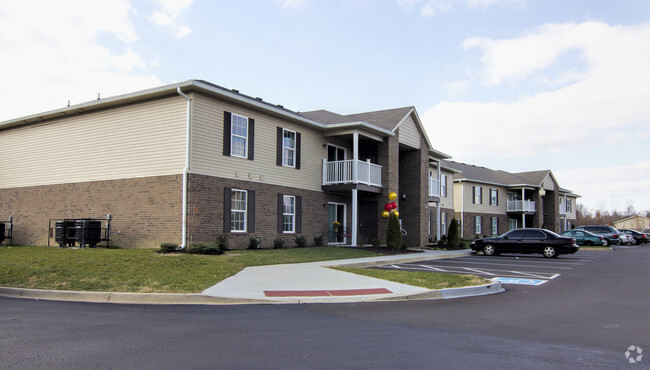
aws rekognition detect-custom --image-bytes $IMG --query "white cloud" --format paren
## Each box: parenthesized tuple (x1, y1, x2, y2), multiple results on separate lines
(276, 0, 309, 9)
(149, 0, 194, 38)
(398, 0, 525, 16)
(0, 1, 163, 122)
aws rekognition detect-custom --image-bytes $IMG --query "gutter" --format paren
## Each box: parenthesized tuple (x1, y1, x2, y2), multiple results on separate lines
(177, 87, 191, 249)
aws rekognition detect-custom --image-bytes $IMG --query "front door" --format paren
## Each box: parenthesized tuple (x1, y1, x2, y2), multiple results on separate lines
(358, 201, 378, 245)
(327, 203, 346, 244)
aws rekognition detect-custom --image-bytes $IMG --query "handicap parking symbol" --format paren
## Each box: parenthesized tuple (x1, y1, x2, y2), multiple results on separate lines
(492, 277, 547, 285)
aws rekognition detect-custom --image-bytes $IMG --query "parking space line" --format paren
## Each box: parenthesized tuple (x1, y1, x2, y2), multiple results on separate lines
(380, 264, 561, 280)
(417, 260, 576, 269)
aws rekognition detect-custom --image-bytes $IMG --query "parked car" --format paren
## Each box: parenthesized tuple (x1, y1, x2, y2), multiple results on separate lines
(618, 229, 648, 245)
(619, 233, 635, 245)
(575, 225, 621, 246)
(561, 229, 606, 246)
(470, 228, 579, 258)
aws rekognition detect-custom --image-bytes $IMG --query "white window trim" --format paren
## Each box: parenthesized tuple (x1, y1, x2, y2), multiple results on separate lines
(492, 217, 498, 235)
(474, 186, 482, 204)
(475, 216, 481, 234)
(231, 189, 247, 232)
(283, 195, 295, 233)
(230, 113, 248, 159)
(441, 212, 447, 235)
(441, 174, 447, 197)
(490, 189, 497, 206)
(282, 128, 296, 168)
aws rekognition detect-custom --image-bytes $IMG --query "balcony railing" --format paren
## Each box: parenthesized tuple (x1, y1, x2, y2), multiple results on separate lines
(559, 205, 567, 215)
(429, 177, 440, 197)
(322, 159, 382, 187)
(507, 200, 536, 212)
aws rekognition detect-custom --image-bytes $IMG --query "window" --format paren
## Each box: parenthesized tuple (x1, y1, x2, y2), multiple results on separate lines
(230, 189, 247, 232)
(282, 129, 296, 167)
(223, 112, 254, 160)
(231, 114, 248, 158)
(490, 188, 498, 206)
(508, 219, 517, 230)
(428, 211, 431, 235)
(475, 216, 481, 234)
(282, 195, 295, 233)
(441, 174, 447, 197)
(473, 186, 482, 204)
(441, 212, 447, 235)
(491, 217, 498, 235)
(566, 199, 572, 212)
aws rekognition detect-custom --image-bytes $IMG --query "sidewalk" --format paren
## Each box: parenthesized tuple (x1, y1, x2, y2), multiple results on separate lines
(0, 249, 503, 305)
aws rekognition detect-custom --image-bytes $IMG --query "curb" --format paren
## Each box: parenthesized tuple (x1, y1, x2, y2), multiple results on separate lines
(326, 249, 473, 268)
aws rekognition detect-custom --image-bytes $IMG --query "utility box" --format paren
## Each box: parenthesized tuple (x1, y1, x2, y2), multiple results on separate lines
(55, 220, 76, 247)
(0, 222, 5, 243)
(75, 220, 101, 248)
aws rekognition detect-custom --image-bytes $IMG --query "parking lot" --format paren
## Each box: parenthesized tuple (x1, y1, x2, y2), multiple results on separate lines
(372, 249, 619, 286)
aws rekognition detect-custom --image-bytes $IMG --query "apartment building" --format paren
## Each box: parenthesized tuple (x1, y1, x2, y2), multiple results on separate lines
(443, 161, 579, 238)
(0, 80, 450, 248)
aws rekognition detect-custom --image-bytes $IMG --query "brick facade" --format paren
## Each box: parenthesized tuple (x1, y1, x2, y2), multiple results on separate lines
(458, 211, 509, 239)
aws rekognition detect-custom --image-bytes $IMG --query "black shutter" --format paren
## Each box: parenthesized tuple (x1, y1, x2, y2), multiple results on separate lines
(248, 190, 255, 233)
(248, 118, 255, 160)
(496, 190, 499, 206)
(295, 132, 301, 170)
(224, 188, 231, 232)
(295, 195, 302, 233)
(223, 112, 231, 156)
(277, 194, 284, 233)
(472, 186, 476, 204)
(276, 127, 283, 166)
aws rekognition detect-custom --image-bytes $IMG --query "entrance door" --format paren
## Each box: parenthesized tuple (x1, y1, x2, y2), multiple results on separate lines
(327, 203, 346, 243)
(327, 145, 346, 162)
(359, 201, 378, 245)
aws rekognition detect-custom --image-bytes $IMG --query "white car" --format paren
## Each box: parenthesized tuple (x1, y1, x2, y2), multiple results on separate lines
(620, 233, 635, 245)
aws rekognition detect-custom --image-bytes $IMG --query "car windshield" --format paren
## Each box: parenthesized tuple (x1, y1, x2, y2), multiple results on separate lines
(544, 230, 562, 237)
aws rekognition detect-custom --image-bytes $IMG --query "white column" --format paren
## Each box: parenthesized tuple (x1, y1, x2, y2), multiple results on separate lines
(351, 189, 358, 246)
(522, 188, 526, 229)
(352, 131, 359, 183)
(436, 159, 441, 241)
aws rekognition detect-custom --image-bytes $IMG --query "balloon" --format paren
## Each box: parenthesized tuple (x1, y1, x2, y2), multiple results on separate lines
(389, 192, 397, 200)
(381, 210, 389, 218)
(384, 203, 392, 211)
(393, 211, 399, 218)
(391, 202, 398, 209)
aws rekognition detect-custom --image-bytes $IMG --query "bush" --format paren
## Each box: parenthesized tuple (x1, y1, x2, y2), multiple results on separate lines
(248, 236, 261, 250)
(159, 242, 178, 253)
(185, 242, 223, 255)
(386, 213, 402, 251)
(216, 234, 229, 252)
(313, 235, 324, 247)
(295, 235, 307, 248)
(273, 237, 285, 249)
(371, 238, 381, 247)
(447, 218, 460, 249)
(440, 235, 448, 245)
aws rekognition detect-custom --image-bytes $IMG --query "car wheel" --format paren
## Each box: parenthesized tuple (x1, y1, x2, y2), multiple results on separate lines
(542, 245, 557, 258)
(602, 239, 609, 247)
(483, 244, 497, 256)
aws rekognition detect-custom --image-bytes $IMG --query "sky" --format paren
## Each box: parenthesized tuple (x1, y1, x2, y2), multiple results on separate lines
(1, 0, 649, 214)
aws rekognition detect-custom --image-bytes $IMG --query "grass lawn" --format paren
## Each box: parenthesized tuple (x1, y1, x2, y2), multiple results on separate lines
(333, 267, 489, 290)
(0, 246, 376, 293)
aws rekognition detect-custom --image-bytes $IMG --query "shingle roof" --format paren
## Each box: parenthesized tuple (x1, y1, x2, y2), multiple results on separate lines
(442, 161, 545, 187)
(300, 106, 414, 131)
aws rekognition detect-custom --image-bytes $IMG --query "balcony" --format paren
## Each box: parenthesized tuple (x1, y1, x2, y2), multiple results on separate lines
(429, 177, 440, 197)
(507, 200, 536, 213)
(322, 159, 382, 187)
(559, 205, 567, 215)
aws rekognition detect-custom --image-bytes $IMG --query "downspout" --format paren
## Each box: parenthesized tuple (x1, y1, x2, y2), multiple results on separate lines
(177, 87, 191, 249)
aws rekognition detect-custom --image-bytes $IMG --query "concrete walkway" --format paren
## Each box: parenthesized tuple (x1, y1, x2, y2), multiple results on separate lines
(0, 249, 504, 305)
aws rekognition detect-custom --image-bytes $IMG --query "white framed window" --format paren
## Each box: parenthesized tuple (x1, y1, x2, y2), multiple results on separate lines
(230, 114, 248, 158)
(490, 189, 498, 205)
(282, 129, 296, 167)
(441, 174, 447, 197)
(230, 189, 247, 232)
(566, 199, 572, 212)
(508, 219, 517, 231)
(441, 212, 447, 235)
(474, 186, 482, 204)
(282, 195, 295, 233)
(492, 217, 498, 235)
(428, 211, 431, 235)
(475, 216, 481, 234)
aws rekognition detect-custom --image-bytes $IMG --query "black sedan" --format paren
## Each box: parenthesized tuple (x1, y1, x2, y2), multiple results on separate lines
(618, 229, 648, 245)
(470, 228, 579, 258)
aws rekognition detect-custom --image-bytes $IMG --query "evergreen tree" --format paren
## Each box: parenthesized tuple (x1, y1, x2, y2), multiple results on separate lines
(386, 212, 402, 251)
(447, 218, 460, 249)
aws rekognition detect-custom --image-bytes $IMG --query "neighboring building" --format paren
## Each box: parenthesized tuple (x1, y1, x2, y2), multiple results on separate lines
(0, 80, 450, 249)
(443, 161, 579, 238)
(613, 216, 650, 231)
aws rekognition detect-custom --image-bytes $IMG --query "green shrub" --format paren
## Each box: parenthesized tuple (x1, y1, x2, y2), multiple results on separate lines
(248, 236, 260, 250)
(273, 237, 285, 249)
(371, 238, 381, 247)
(216, 234, 229, 252)
(447, 218, 460, 249)
(386, 213, 402, 251)
(313, 235, 324, 247)
(185, 242, 223, 255)
(440, 235, 448, 245)
(294, 235, 307, 248)
(159, 242, 178, 253)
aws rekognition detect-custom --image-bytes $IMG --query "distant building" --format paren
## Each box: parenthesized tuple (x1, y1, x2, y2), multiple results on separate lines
(613, 216, 650, 231)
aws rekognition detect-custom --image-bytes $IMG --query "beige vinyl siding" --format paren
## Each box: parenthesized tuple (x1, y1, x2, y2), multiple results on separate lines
(439, 169, 454, 209)
(191, 93, 327, 192)
(462, 182, 508, 214)
(0, 96, 186, 189)
(541, 174, 556, 191)
(397, 115, 421, 149)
